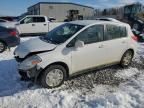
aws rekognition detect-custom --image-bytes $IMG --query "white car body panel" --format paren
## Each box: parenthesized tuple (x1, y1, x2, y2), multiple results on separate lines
(37, 47, 72, 73)
(71, 42, 107, 73)
(102, 38, 128, 62)
(17, 23, 32, 34)
(14, 37, 57, 58)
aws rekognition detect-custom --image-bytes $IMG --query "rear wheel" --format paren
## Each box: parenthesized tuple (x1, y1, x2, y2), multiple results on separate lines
(40, 65, 66, 88)
(0, 41, 6, 53)
(120, 50, 133, 67)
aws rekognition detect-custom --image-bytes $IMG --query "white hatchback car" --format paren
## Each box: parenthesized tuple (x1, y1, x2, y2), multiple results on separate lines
(14, 20, 137, 88)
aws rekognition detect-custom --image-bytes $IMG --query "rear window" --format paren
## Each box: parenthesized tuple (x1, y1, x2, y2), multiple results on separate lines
(105, 25, 127, 40)
(33, 17, 45, 23)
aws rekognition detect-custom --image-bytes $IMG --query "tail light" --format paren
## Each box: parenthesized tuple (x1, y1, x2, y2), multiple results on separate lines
(9, 30, 17, 36)
(132, 35, 138, 41)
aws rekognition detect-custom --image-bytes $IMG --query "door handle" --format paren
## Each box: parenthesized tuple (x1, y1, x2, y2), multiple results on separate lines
(32, 24, 35, 26)
(122, 41, 126, 44)
(44, 24, 47, 26)
(99, 45, 104, 48)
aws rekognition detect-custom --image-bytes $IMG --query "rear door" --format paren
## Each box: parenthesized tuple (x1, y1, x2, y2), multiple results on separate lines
(102, 24, 128, 63)
(32, 17, 48, 33)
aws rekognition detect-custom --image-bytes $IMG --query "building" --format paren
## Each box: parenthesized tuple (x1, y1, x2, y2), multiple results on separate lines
(0, 16, 19, 21)
(28, 2, 95, 22)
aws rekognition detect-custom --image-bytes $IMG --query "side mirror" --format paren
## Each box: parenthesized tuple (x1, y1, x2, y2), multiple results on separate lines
(75, 40, 84, 49)
(20, 20, 24, 24)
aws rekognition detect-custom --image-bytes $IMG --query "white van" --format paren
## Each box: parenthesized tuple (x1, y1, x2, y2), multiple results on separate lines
(14, 20, 137, 88)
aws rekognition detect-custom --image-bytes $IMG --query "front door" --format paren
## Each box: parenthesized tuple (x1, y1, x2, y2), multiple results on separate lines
(17, 17, 33, 34)
(70, 25, 106, 73)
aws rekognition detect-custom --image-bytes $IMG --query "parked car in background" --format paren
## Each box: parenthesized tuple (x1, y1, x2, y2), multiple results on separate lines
(0, 26, 20, 53)
(0, 19, 9, 23)
(14, 20, 137, 88)
(16, 15, 64, 36)
(0, 19, 17, 28)
(132, 29, 144, 42)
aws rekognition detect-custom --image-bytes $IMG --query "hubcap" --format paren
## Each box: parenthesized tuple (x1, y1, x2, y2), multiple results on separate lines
(123, 52, 132, 66)
(46, 69, 64, 87)
(0, 42, 4, 51)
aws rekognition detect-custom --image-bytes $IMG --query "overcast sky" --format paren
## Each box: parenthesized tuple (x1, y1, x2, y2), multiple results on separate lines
(0, 0, 144, 16)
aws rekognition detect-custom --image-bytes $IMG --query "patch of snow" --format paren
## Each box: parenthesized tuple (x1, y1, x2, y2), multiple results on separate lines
(115, 68, 140, 79)
(134, 43, 144, 64)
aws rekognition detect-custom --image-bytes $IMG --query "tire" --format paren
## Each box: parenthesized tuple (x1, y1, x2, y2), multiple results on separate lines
(19, 71, 30, 81)
(0, 41, 6, 53)
(120, 50, 133, 67)
(40, 65, 67, 88)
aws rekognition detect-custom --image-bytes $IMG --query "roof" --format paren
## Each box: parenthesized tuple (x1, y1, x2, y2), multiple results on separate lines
(95, 18, 121, 22)
(28, 2, 94, 9)
(69, 20, 99, 26)
(69, 20, 128, 26)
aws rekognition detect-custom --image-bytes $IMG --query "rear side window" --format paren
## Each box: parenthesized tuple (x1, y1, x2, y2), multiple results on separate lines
(105, 25, 127, 40)
(76, 25, 104, 44)
(33, 17, 45, 23)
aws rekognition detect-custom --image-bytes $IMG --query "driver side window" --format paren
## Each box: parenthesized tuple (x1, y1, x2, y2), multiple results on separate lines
(67, 25, 104, 47)
(20, 17, 33, 24)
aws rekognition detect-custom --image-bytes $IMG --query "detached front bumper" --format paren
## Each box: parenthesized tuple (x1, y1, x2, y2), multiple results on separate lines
(18, 66, 43, 79)
(15, 55, 43, 79)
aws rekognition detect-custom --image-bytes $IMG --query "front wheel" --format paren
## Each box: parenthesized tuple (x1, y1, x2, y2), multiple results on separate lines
(120, 50, 133, 67)
(40, 65, 66, 88)
(0, 41, 6, 53)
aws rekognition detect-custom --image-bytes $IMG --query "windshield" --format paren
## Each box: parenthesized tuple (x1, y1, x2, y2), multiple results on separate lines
(40, 23, 84, 44)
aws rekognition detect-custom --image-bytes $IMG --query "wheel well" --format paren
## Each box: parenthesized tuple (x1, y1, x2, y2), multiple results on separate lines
(39, 62, 69, 79)
(0, 39, 7, 46)
(127, 49, 134, 57)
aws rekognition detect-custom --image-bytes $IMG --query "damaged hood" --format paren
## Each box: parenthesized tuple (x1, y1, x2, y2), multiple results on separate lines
(14, 37, 57, 58)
